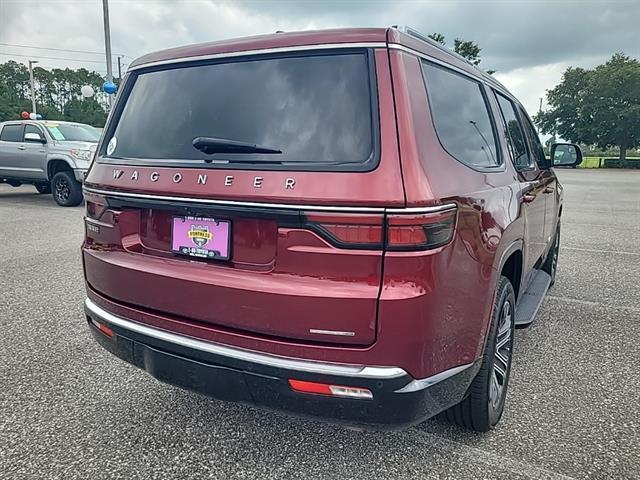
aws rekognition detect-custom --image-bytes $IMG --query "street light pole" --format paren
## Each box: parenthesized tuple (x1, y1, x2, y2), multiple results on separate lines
(102, 0, 114, 109)
(28, 60, 38, 115)
(538, 97, 543, 133)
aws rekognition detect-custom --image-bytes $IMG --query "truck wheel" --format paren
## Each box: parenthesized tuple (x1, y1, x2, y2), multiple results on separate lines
(52, 171, 83, 207)
(443, 276, 515, 432)
(542, 223, 560, 286)
(35, 183, 51, 194)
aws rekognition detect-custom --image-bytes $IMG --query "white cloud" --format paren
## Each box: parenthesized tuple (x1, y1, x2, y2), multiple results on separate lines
(0, 0, 637, 115)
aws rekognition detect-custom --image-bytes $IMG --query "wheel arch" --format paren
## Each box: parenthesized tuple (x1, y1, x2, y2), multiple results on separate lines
(495, 240, 524, 300)
(47, 159, 73, 180)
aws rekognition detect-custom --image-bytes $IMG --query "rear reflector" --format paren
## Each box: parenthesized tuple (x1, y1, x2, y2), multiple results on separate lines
(90, 318, 114, 338)
(288, 379, 373, 399)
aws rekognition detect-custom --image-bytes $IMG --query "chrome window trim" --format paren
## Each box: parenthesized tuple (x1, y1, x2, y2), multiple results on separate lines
(128, 42, 388, 71)
(387, 43, 513, 100)
(83, 186, 457, 215)
(85, 298, 406, 379)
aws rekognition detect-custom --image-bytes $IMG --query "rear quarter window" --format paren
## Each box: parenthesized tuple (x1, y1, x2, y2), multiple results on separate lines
(421, 61, 500, 169)
(103, 50, 379, 171)
(0, 124, 24, 142)
(495, 93, 531, 170)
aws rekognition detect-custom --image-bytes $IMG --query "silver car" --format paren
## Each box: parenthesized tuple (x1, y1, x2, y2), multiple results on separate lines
(0, 120, 100, 206)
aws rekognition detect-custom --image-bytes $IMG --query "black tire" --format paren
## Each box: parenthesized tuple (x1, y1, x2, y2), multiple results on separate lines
(542, 222, 560, 286)
(52, 171, 83, 207)
(443, 276, 516, 432)
(35, 183, 51, 194)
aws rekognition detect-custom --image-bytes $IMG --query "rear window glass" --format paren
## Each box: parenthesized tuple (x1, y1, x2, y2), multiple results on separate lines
(0, 124, 23, 142)
(421, 61, 500, 168)
(104, 51, 377, 170)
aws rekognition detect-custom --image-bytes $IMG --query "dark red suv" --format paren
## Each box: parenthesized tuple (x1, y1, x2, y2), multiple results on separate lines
(82, 27, 582, 431)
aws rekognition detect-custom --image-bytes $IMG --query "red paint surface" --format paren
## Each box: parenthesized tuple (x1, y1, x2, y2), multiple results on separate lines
(83, 28, 559, 380)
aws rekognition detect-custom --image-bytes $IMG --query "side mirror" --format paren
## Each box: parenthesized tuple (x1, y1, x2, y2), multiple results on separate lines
(24, 132, 46, 144)
(551, 143, 582, 167)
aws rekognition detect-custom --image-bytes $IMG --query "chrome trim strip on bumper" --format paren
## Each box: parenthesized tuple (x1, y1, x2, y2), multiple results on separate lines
(82, 186, 457, 215)
(84, 298, 407, 379)
(394, 363, 475, 393)
(129, 42, 388, 71)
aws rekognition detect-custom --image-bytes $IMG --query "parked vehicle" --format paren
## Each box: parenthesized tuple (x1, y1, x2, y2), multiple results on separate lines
(82, 27, 582, 431)
(0, 120, 99, 206)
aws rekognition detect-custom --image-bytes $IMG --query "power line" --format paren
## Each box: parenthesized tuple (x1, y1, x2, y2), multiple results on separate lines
(0, 42, 131, 58)
(0, 52, 127, 68)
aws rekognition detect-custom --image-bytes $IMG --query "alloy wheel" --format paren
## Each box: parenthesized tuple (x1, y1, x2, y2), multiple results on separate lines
(490, 299, 513, 411)
(550, 231, 559, 278)
(55, 177, 70, 202)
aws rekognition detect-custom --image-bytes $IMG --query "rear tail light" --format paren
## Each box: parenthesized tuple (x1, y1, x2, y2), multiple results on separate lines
(386, 209, 456, 250)
(304, 208, 456, 251)
(288, 379, 373, 399)
(84, 191, 108, 220)
(305, 213, 384, 248)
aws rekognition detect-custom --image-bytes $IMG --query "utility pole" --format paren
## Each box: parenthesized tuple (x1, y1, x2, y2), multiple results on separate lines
(117, 55, 122, 82)
(102, 0, 114, 109)
(28, 60, 38, 115)
(538, 97, 543, 133)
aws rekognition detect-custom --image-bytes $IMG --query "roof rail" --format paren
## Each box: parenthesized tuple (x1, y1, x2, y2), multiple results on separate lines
(390, 25, 506, 91)
(391, 25, 477, 67)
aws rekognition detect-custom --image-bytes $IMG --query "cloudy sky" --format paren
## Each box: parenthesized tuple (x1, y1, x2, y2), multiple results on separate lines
(1, 0, 639, 116)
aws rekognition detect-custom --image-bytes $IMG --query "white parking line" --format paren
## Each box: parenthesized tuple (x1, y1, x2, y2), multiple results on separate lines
(412, 431, 578, 480)
(547, 295, 640, 313)
(561, 246, 640, 257)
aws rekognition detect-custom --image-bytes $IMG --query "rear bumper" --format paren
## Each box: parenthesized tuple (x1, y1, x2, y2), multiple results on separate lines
(84, 298, 479, 429)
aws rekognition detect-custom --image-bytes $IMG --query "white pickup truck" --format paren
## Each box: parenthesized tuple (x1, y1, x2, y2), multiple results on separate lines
(0, 120, 99, 206)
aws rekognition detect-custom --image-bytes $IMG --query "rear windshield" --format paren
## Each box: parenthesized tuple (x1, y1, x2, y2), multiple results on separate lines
(103, 50, 378, 170)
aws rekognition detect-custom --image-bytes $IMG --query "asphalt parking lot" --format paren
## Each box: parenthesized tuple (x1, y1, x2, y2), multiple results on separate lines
(1, 169, 638, 480)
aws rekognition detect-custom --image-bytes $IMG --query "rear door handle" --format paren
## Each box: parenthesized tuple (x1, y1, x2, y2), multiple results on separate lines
(544, 187, 554, 194)
(17, 145, 26, 150)
(523, 194, 536, 203)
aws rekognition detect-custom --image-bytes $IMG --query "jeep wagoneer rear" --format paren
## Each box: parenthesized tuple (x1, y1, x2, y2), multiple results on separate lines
(82, 27, 551, 431)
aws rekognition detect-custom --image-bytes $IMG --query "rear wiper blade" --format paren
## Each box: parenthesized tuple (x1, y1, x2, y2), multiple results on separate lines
(192, 136, 282, 160)
(211, 159, 349, 166)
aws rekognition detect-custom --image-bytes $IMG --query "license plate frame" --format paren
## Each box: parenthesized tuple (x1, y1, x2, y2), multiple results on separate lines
(170, 216, 231, 261)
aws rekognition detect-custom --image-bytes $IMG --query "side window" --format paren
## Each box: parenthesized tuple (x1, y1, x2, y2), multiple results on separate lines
(495, 93, 530, 170)
(24, 125, 45, 141)
(421, 61, 500, 168)
(0, 124, 24, 142)
(518, 108, 546, 165)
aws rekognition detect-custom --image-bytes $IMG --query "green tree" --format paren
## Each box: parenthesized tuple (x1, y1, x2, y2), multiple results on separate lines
(453, 38, 481, 66)
(0, 61, 108, 125)
(536, 53, 640, 164)
(63, 98, 107, 126)
(427, 33, 493, 73)
(427, 33, 446, 45)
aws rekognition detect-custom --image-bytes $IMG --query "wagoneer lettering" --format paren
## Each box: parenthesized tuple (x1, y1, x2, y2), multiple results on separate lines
(83, 27, 580, 431)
